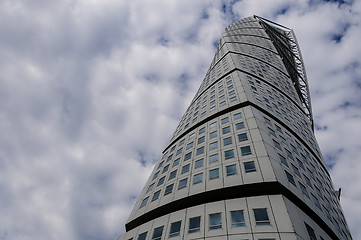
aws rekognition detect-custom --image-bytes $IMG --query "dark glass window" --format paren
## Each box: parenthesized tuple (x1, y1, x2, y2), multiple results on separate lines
(209, 154, 218, 164)
(137, 232, 147, 240)
(285, 170, 296, 185)
(189, 216, 201, 233)
(164, 184, 174, 196)
(292, 164, 301, 176)
(226, 164, 237, 176)
(176, 148, 183, 156)
(157, 176, 165, 186)
(172, 158, 180, 167)
(146, 183, 154, 193)
(209, 141, 218, 150)
(169, 221, 181, 238)
(167, 154, 173, 162)
(186, 142, 193, 150)
(209, 168, 219, 180)
(193, 173, 203, 184)
(199, 127, 205, 134)
(223, 137, 232, 146)
(299, 182, 309, 197)
(279, 154, 288, 166)
(151, 190, 161, 202)
(210, 131, 217, 139)
(181, 164, 190, 174)
(152, 226, 164, 240)
(244, 161, 256, 172)
(305, 223, 317, 240)
(236, 122, 245, 130)
(195, 159, 203, 169)
(169, 170, 177, 180)
(178, 178, 187, 190)
(152, 171, 159, 180)
(222, 126, 230, 134)
(231, 210, 245, 227)
(196, 146, 204, 156)
(139, 197, 149, 208)
(234, 113, 242, 120)
(162, 164, 169, 174)
(209, 213, 222, 230)
(224, 149, 234, 160)
(184, 152, 192, 161)
(238, 133, 248, 142)
(241, 146, 252, 156)
(198, 136, 205, 144)
(253, 208, 270, 225)
(273, 139, 281, 150)
(221, 117, 229, 124)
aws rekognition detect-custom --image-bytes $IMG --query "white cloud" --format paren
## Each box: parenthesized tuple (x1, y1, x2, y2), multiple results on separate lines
(0, 0, 360, 239)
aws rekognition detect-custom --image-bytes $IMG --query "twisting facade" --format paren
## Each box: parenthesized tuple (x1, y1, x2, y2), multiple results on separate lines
(119, 16, 352, 240)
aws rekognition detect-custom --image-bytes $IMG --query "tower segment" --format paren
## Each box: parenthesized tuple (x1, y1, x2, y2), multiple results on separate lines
(119, 16, 352, 240)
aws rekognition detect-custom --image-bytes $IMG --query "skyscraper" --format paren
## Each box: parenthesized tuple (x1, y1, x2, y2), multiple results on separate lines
(119, 16, 352, 240)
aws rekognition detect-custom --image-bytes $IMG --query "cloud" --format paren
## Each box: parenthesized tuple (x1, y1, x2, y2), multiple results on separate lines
(0, 0, 360, 239)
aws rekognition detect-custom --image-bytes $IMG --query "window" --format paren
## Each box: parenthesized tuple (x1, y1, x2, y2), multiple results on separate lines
(186, 142, 193, 150)
(238, 133, 248, 142)
(199, 127, 205, 134)
(162, 164, 169, 174)
(193, 173, 203, 185)
(189, 133, 195, 140)
(196, 146, 204, 156)
(172, 158, 180, 167)
(152, 171, 159, 180)
(297, 158, 305, 170)
(236, 122, 245, 130)
(273, 139, 281, 150)
(184, 152, 192, 161)
(268, 127, 276, 137)
(152, 226, 164, 240)
(181, 164, 190, 174)
(311, 193, 321, 209)
(264, 117, 271, 125)
(209, 154, 218, 164)
(210, 122, 217, 129)
(198, 136, 205, 144)
(292, 164, 301, 176)
(285, 171, 296, 185)
(189, 216, 201, 233)
(226, 164, 237, 176)
(209, 168, 219, 180)
(231, 210, 245, 227)
(137, 232, 147, 240)
(209, 213, 222, 230)
(169, 170, 177, 180)
(304, 174, 313, 188)
(167, 154, 173, 162)
(152, 190, 161, 202)
(223, 137, 232, 146)
(299, 182, 309, 197)
(179, 139, 185, 145)
(241, 146, 252, 156)
(157, 176, 165, 186)
(139, 197, 149, 208)
(244, 161, 256, 172)
(253, 208, 270, 225)
(176, 148, 183, 156)
(209, 141, 218, 150)
(169, 221, 181, 238)
(210, 131, 217, 139)
(195, 159, 203, 169)
(157, 161, 164, 169)
(146, 183, 154, 193)
(224, 149, 234, 160)
(178, 178, 187, 190)
(279, 154, 288, 166)
(222, 126, 230, 134)
(164, 184, 174, 196)
(305, 223, 317, 240)
(221, 117, 229, 124)
(275, 124, 282, 133)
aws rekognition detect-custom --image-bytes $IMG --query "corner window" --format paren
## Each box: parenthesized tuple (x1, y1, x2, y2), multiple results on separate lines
(253, 208, 270, 225)
(226, 164, 237, 176)
(152, 226, 164, 240)
(244, 161, 256, 173)
(169, 221, 181, 238)
(231, 210, 245, 227)
(241, 146, 252, 156)
(193, 173, 203, 185)
(209, 168, 219, 180)
(189, 216, 201, 233)
(139, 197, 149, 208)
(209, 213, 222, 230)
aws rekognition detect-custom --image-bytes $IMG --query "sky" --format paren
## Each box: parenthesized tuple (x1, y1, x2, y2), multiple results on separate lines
(0, 0, 360, 239)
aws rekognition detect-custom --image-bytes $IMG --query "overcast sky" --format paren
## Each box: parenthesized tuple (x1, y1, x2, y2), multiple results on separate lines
(0, 0, 360, 239)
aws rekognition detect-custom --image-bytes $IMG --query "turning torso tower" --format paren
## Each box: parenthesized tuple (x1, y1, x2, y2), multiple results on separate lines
(119, 16, 352, 240)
